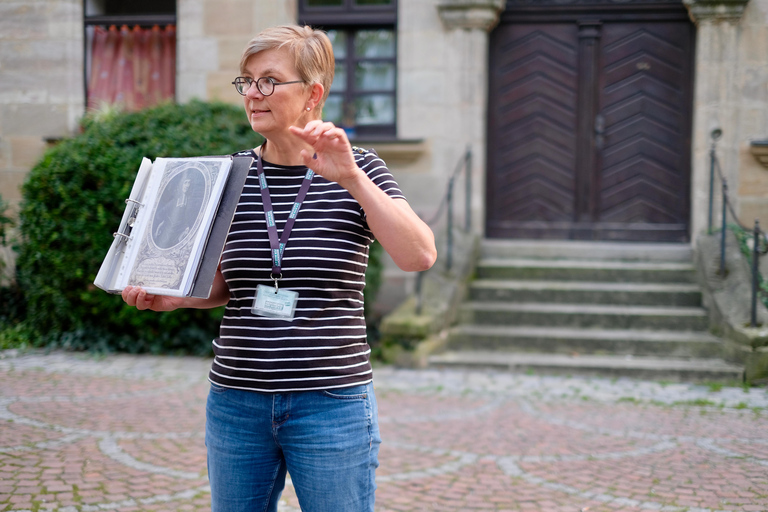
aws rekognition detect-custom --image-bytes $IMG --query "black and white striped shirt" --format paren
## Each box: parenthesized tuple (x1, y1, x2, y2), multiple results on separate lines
(209, 147, 405, 393)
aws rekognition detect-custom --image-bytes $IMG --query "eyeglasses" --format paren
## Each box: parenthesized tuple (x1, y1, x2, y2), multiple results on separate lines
(231, 76, 304, 96)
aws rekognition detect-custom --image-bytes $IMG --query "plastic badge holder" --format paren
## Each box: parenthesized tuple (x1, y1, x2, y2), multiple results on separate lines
(252, 284, 299, 320)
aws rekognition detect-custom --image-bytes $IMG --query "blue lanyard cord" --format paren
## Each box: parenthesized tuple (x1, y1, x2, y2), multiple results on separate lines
(256, 154, 314, 279)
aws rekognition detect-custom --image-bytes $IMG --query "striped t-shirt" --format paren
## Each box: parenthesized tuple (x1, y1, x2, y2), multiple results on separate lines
(209, 147, 405, 393)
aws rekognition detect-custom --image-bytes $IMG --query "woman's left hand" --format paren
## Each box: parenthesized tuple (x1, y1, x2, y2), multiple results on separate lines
(289, 120, 362, 188)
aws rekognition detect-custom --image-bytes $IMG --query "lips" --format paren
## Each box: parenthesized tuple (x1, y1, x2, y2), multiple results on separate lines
(248, 102, 269, 117)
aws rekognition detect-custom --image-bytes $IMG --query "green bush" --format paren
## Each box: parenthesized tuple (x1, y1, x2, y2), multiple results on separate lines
(0, 195, 11, 286)
(0, 194, 23, 332)
(0, 194, 12, 252)
(730, 224, 768, 310)
(15, 101, 261, 354)
(13, 100, 385, 355)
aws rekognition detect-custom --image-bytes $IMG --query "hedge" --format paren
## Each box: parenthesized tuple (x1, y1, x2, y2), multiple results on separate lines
(0, 194, 11, 251)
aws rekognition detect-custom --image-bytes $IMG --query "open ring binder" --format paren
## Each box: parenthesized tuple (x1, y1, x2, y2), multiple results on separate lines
(94, 154, 253, 299)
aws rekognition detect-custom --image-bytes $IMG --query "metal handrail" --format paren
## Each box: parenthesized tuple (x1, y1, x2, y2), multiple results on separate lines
(708, 129, 767, 327)
(415, 145, 472, 315)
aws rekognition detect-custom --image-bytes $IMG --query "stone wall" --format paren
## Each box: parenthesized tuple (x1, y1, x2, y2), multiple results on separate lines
(687, 0, 768, 239)
(176, 0, 296, 105)
(734, 0, 768, 226)
(0, 0, 84, 208)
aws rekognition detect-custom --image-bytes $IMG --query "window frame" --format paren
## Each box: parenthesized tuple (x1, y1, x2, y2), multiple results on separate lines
(299, 0, 398, 139)
(82, 0, 177, 110)
(299, 0, 396, 26)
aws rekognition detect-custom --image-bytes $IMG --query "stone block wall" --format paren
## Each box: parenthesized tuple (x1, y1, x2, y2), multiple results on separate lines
(734, 0, 768, 226)
(0, 0, 84, 208)
(688, 0, 768, 238)
(176, 0, 295, 106)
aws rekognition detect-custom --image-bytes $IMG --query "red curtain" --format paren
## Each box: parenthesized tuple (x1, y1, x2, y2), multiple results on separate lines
(87, 24, 176, 111)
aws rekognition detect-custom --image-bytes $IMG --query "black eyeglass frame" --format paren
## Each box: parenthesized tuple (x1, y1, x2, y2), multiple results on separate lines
(231, 76, 305, 96)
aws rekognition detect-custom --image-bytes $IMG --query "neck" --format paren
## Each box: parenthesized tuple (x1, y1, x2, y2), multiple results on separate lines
(258, 124, 316, 166)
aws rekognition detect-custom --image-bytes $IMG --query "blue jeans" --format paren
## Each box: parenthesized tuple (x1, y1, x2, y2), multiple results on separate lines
(205, 382, 381, 512)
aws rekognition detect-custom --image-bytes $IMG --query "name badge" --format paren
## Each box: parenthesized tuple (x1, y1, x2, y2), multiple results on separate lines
(252, 284, 299, 320)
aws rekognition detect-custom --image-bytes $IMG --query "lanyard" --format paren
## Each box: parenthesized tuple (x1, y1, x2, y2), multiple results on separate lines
(256, 153, 314, 290)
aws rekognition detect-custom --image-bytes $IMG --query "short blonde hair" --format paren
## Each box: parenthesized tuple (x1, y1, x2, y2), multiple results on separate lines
(239, 25, 335, 110)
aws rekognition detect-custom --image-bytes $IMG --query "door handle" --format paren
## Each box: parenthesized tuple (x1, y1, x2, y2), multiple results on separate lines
(594, 114, 605, 150)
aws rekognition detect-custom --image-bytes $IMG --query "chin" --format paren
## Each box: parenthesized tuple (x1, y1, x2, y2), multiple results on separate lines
(249, 121, 268, 135)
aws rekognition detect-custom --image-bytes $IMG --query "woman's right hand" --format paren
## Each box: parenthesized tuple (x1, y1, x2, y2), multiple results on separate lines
(121, 286, 185, 312)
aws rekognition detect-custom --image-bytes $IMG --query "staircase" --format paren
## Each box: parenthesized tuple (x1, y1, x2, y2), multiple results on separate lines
(429, 239, 745, 382)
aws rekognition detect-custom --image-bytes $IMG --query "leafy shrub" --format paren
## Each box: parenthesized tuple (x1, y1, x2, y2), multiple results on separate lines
(0, 194, 12, 252)
(730, 224, 768, 310)
(0, 194, 24, 333)
(15, 101, 261, 354)
(364, 240, 383, 317)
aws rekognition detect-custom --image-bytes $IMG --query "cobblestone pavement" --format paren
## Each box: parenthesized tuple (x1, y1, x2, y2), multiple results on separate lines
(1, 351, 768, 512)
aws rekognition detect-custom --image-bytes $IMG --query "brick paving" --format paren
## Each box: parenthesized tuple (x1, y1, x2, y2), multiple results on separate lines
(1, 351, 767, 512)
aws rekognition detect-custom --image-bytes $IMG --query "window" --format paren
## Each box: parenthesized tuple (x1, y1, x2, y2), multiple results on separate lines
(84, 0, 177, 111)
(299, 0, 397, 139)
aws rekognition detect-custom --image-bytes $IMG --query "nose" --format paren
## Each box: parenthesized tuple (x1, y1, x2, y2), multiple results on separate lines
(245, 81, 264, 99)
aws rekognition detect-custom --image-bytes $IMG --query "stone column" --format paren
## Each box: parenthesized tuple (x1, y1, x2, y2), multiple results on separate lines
(684, 0, 750, 241)
(437, 0, 505, 31)
(435, 0, 505, 235)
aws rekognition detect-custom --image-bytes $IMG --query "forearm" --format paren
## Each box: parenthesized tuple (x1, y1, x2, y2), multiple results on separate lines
(179, 269, 230, 309)
(341, 173, 436, 271)
(123, 268, 230, 312)
(287, 120, 436, 271)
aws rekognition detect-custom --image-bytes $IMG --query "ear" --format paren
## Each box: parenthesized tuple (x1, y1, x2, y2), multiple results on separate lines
(307, 82, 324, 111)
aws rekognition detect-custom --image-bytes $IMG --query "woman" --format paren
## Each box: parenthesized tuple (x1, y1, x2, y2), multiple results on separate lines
(121, 25, 436, 512)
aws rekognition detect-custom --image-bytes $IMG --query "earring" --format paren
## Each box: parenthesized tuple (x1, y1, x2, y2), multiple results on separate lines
(306, 107, 311, 111)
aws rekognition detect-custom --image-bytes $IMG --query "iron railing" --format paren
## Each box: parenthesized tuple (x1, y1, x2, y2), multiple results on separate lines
(415, 145, 472, 315)
(707, 129, 766, 327)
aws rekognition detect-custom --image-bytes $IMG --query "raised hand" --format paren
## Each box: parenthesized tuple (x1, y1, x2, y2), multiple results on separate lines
(289, 120, 436, 273)
(289, 120, 362, 188)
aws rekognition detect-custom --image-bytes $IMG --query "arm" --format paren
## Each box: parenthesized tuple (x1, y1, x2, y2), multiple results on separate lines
(121, 267, 230, 311)
(340, 180, 436, 272)
(289, 122, 436, 272)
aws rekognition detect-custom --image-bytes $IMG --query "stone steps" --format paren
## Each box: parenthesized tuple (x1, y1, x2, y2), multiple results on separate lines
(446, 325, 725, 358)
(428, 351, 745, 382)
(470, 279, 702, 306)
(480, 239, 693, 262)
(477, 258, 697, 283)
(460, 302, 709, 330)
(429, 239, 744, 382)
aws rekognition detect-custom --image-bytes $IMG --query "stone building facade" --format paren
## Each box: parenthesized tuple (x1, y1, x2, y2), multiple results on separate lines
(1, 0, 767, 306)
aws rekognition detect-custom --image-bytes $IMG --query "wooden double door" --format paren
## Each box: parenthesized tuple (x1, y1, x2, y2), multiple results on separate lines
(486, 5, 695, 242)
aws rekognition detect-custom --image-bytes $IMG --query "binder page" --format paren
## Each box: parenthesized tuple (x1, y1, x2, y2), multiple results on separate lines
(94, 157, 153, 293)
(123, 157, 233, 296)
